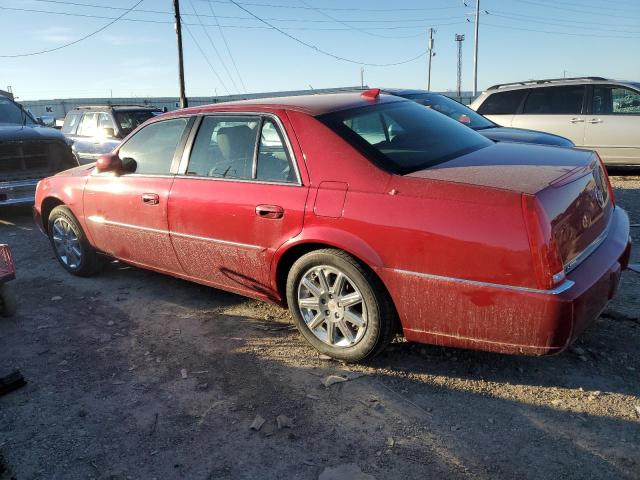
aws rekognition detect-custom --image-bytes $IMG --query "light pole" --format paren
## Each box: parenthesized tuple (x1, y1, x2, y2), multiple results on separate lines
(472, 0, 480, 96)
(427, 28, 435, 91)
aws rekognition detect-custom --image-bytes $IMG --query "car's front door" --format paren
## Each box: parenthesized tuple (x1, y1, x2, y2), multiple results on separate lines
(83, 116, 192, 274)
(168, 113, 307, 299)
(584, 84, 640, 165)
(510, 85, 587, 146)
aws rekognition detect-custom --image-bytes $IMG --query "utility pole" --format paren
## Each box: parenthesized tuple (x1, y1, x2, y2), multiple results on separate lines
(472, 0, 480, 96)
(427, 28, 435, 91)
(360, 66, 364, 89)
(173, 0, 188, 108)
(455, 34, 465, 98)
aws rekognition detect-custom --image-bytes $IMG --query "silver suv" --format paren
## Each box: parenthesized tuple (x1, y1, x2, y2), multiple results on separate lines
(470, 77, 640, 165)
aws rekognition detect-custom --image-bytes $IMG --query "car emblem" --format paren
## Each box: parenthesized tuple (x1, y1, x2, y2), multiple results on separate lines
(592, 167, 606, 208)
(582, 214, 590, 229)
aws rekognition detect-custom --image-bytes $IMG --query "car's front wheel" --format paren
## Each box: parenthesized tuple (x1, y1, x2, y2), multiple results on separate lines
(48, 205, 103, 276)
(286, 249, 396, 362)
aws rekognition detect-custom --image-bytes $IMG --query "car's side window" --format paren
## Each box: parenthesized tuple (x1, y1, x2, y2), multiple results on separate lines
(256, 119, 296, 183)
(118, 117, 189, 175)
(476, 90, 528, 115)
(593, 85, 640, 115)
(523, 86, 585, 115)
(62, 112, 82, 134)
(187, 116, 260, 180)
(77, 112, 98, 137)
(98, 113, 114, 129)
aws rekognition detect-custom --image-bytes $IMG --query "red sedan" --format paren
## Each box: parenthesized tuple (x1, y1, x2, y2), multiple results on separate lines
(33, 90, 632, 362)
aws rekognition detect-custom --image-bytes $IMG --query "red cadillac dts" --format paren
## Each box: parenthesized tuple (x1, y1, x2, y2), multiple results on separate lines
(33, 90, 631, 362)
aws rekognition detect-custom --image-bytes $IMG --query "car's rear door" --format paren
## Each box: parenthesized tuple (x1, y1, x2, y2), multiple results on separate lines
(167, 112, 307, 299)
(510, 85, 587, 146)
(71, 112, 100, 163)
(83, 116, 192, 274)
(584, 84, 640, 165)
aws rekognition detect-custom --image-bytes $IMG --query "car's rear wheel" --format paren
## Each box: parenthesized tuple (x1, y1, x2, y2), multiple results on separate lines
(286, 249, 396, 362)
(0, 283, 17, 317)
(48, 205, 103, 276)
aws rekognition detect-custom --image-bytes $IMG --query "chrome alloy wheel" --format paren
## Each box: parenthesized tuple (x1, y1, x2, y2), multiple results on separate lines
(51, 217, 82, 269)
(297, 265, 368, 348)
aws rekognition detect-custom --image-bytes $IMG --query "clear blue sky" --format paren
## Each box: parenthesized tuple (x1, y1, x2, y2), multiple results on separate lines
(1, 0, 639, 100)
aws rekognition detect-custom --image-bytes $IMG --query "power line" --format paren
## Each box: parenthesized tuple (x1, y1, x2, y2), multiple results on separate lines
(0, 6, 464, 32)
(205, 1, 248, 93)
(489, 9, 640, 30)
(482, 21, 640, 39)
(0, 0, 144, 58)
(487, 12, 640, 34)
(28, 0, 467, 25)
(199, 0, 464, 12)
(186, 0, 238, 93)
(515, 0, 638, 20)
(296, 0, 417, 39)
(181, 20, 232, 95)
(226, 0, 429, 67)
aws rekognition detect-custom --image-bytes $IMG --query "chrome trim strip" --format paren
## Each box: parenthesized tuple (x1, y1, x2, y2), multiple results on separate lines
(86, 216, 262, 250)
(170, 231, 263, 250)
(564, 214, 612, 274)
(392, 268, 575, 295)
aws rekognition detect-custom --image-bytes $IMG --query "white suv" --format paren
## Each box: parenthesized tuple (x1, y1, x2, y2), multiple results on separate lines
(470, 77, 640, 165)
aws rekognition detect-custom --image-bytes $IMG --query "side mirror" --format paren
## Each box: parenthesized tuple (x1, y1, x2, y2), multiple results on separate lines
(99, 127, 115, 138)
(96, 153, 123, 174)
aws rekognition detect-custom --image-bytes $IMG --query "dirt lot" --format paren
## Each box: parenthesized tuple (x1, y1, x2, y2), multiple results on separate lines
(0, 175, 639, 480)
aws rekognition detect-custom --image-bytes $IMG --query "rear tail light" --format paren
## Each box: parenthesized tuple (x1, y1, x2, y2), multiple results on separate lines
(0, 244, 16, 280)
(594, 152, 615, 207)
(521, 194, 565, 290)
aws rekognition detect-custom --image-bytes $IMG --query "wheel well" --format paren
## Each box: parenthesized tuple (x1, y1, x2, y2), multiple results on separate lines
(40, 197, 64, 233)
(275, 243, 400, 334)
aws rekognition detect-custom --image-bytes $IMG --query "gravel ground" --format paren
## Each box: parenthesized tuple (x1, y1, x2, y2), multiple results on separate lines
(0, 174, 638, 480)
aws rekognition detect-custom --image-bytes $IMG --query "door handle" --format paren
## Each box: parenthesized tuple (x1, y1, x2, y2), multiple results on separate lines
(255, 204, 284, 219)
(569, 117, 585, 123)
(588, 118, 603, 124)
(141, 193, 160, 205)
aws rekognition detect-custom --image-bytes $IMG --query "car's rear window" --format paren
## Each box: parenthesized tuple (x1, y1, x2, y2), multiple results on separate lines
(317, 100, 492, 175)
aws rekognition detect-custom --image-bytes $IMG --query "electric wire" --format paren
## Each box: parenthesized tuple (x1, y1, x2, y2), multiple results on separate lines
(227, 0, 429, 66)
(181, 20, 232, 95)
(186, 0, 238, 93)
(0, 0, 144, 58)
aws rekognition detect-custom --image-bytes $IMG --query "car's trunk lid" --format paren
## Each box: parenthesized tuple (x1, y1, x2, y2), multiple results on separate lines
(407, 142, 613, 273)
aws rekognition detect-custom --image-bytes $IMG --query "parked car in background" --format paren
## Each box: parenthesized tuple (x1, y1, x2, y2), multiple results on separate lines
(61, 105, 162, 164)
(34, 90, 631, 362)
(384, 88, 574, 147)
(470, 77, 640, 165)
(0, 95, 77, 207)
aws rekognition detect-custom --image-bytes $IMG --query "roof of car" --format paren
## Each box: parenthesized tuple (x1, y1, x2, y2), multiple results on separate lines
(379, 88, 435, 96)
(72, 105, 162, 112)
(165, 91, 406, 117)
(484, 76, 638, 92)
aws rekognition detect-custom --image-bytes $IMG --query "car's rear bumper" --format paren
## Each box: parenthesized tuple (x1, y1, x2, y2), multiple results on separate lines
(378, 207, 631, 355)
(0, 179, 38, 207)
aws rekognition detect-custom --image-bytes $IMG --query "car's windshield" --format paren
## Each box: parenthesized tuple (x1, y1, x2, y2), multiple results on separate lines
(317, 100, 493, 175)
(0, 97, 36, 126)
(114, 110, 161, 135)
(403, 93, 495, 130)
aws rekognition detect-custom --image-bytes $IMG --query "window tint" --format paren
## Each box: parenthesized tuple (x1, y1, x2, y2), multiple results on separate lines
(187, 116, 259, 179)
(77, 112, 98, 136)
(118, 117, 188, 175)
(476, 90, 527, 115)
(318, 100, 492, 175)
(256, 119, 296, 182)
(62, 112, 82, 134)
(523, 86, 584, 114)
(114, 110, 160, 135)
(593, 85, 640, 114)
(97, 113, 113, 129)
(0, 97, 36, 125)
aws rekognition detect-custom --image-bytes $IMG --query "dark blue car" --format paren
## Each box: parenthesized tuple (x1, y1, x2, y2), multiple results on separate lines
(383, 88, 574, 148)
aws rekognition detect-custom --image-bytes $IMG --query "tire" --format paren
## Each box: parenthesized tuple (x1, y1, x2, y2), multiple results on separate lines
(0, 283, 17, 317)
(48, 205, 103, 276)
(286, 248, 396, 362)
